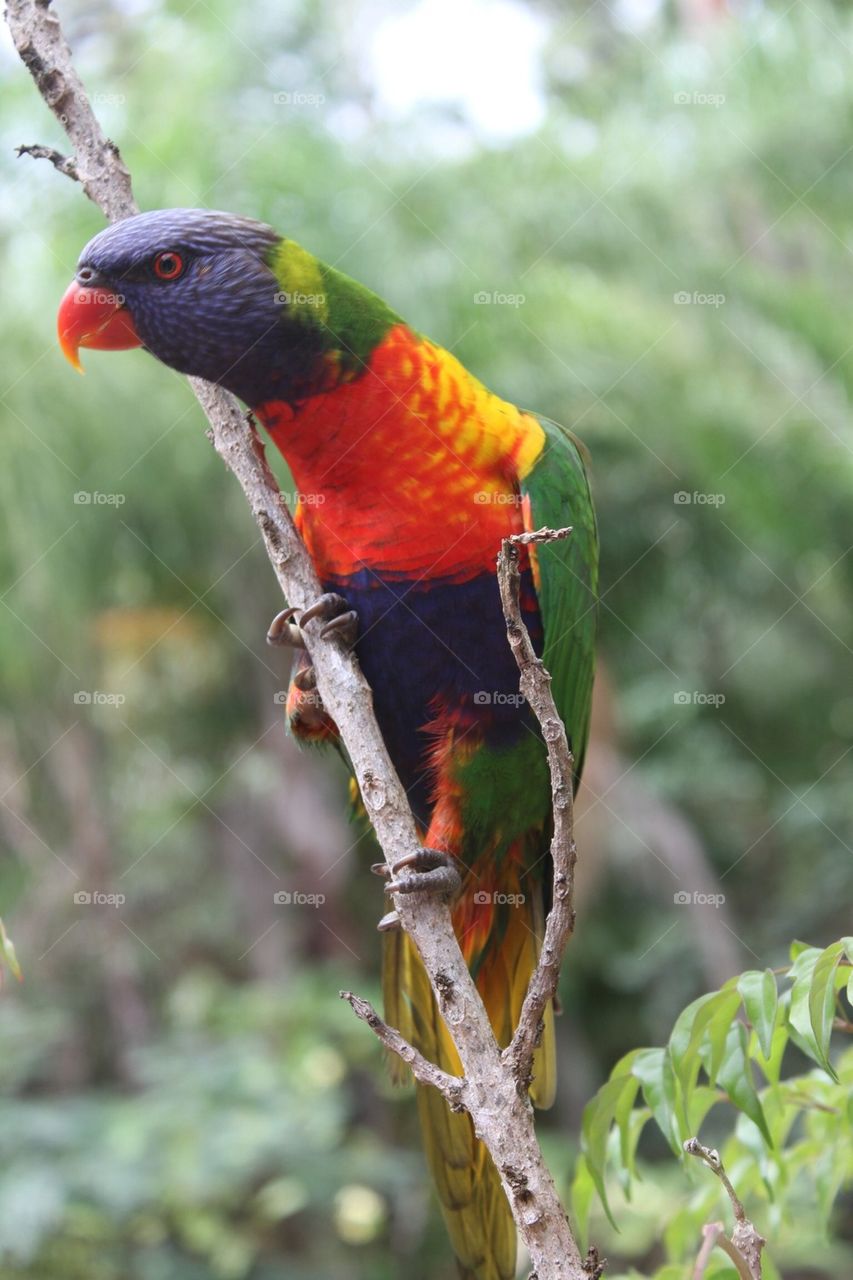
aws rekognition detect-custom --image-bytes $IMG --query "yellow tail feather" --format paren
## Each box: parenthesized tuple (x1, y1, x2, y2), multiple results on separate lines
(383, 884, 556, 1279)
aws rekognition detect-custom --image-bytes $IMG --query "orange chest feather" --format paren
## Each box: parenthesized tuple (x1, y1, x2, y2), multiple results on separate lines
(258, 325, 545, 581)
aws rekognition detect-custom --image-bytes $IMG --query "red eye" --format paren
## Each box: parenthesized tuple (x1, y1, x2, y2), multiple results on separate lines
(153, 251, 184, 280)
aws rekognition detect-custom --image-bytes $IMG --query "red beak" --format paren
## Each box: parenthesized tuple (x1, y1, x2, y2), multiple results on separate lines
(57, 280, 143, 372)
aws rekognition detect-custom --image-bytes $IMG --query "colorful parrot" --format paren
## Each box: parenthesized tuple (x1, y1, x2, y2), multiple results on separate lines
(58, 209, 598, 1280)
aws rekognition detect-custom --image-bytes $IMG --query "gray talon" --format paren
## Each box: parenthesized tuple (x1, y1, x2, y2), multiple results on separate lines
(377, 909, 401, 932)
(391, 849, 451, 876)
(386, 865, 461, 896)
(320, 610, 358, 646)
(300, 592, 350, 629)
(267, 607, 304, 648)
(292, 664, 317, 693)
(384, 847, 461, 898)
(290, 593, 358, 649)
(375, 849, 460, 929)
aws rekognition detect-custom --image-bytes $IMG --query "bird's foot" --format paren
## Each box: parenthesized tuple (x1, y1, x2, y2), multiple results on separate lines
(267, 592, 358, 651)
(373, 849, 462, 932)
(372, 847, 462, 901)
(266, 606, 303, 649)
(267, 594, 358, 698)
(299, 592, 358, 647)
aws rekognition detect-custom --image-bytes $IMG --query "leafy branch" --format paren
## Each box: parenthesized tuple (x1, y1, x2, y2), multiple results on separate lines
(574, 938, 853, 1276)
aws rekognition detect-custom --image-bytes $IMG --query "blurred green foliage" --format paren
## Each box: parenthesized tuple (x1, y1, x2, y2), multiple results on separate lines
(575, 940, 853, 1277)
(1, 0, 852, 1275)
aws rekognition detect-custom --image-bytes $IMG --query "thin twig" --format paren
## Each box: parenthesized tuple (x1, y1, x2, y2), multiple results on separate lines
(685, 1138, 766, 1279)
(341, 990, 465, 1106)
(16, 142, 78, 179)
(693, 1223, 726, 1279)
(497, 527, 578, 1094)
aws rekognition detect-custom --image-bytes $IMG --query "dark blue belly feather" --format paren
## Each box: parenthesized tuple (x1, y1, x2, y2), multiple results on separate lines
(325, 568, 543, 826)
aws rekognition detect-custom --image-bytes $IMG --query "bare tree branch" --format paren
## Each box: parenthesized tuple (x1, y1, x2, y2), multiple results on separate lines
(341, 990, 465, 1104)
(5, 3, 590, 1272)
(685, 1138, 766, 1280)
(16, 142, 78, 179)
(498, 527, 578, 1094)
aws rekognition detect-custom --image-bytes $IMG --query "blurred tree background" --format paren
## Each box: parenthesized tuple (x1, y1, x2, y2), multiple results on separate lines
(1, 0, 852, 1276)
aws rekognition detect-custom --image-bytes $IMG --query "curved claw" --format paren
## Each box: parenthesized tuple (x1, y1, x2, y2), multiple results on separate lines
(320, 610, 358, 647)
(390, 849, 449, 876)
(300, 592, 350, 629)
(386, 865, 461, 896)
(267, 607, 304, 648)
(292, 664, 317, 693)
(292, 592, 359, 649)
(384, 847, 462, 899)
(377, 909, 401, 932)
(370, 861, 390, 878)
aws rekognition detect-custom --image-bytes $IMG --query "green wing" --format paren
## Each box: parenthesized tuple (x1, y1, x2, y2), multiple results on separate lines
(520, 416, 599, 784)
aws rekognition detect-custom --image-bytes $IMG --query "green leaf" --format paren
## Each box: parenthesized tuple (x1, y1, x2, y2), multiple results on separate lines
(668, 992, 716, 1092)
(570, 1153, 595, 1254)
(687, 1084, 722, 1134)
(580, 1068, 638, 1228)
(816, 1148, 849, 1229)
(738, 968, 777, 1059)
(669, 989, 740, 1097)
(616, 1106, 651, 1197)
(788, 944, 839, 1079)
(693, 991, 744, 1088)
(631, 1048, 680, 1154)
(614, 1071, 643, 1178)
(716, 1022, 772, 1146)
(841, 936, 853, 1007)
(751, 1020, 788, 1087)
(807, 941, 845, 1080)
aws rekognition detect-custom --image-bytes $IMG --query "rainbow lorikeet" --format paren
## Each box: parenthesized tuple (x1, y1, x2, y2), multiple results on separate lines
(58, 209, 598, 1280)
